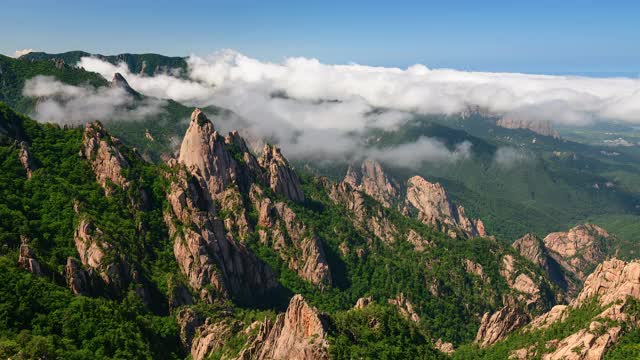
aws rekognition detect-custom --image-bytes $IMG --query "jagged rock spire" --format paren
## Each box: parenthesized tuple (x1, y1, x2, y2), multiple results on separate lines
(259, 144, 305, 202)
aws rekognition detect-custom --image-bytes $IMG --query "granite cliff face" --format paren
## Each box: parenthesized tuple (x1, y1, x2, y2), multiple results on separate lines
(250, 185, 332, 288)
(405, 176, 486, 238)
(81, 121, 131, 196)
(164, 159, 277, 303)
(239, 295, 330, 360)
(510, 258, 640, 360)
(344, 159, 399, 208)
(543, 224, 611, 282)
(259, 144, 305, 202)
(326, 180, 398, 244)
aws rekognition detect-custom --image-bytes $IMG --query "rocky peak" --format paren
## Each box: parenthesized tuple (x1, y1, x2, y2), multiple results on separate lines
(110, 72, 139, 97)
(239, 294, 329, 360)
(164, 160, 278, 304)
(344, 159, 399, 208)
(258, 144, 305, 202)
(179, 109, 238, 196)
(81, 121, 130, 196)
(543, 224, 611, 281)
(404, 175, 486, 238)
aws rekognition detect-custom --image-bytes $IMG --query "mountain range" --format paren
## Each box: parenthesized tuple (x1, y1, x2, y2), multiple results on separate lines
(0, 51, 639, 359)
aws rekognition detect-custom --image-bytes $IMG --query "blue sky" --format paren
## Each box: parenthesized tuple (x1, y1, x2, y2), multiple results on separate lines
(2, 0, 639, 74)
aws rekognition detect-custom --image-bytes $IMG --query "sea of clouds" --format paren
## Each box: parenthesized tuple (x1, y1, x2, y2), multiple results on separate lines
(22, 49, 640, 166)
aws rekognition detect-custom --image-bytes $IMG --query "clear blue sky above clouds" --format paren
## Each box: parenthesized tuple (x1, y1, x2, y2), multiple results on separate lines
(2, 0, 639, 74)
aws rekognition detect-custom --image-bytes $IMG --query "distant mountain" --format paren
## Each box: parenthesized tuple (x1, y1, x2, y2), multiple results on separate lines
(21, 50, 188, 76)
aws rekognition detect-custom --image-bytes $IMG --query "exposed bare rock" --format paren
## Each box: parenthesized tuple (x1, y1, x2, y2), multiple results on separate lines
(405, 176, 486, 238)
(326, 180, 398, 244)
(407, 229, 431, 252)
(354, 296, 374, 309)
(510, 345, 536, 359)
(178, 108, 240, 196)
(73, 218, 126, 289)
(464, 259, 487, 281)
(500, 255, 542, 306)
(191, 319, 242, 360)
(389, 293, 420, 323)
(435, 339, 455, 354)
(144, 129, 154, 142)
(81, 121, 130, 195)
(239, 295, 329, 360)
(18, 236, 41, 276)
(497, 116, 560, 138)
(527, 305, 568, 331)
(258, 144, 305, 202)
(517, 259, 640, 358)
(344, 159, 399, 208)
(18, 141, 35, 178)
(543, 325, 621, 360)
(176, 308, 204, 351)
(164, 163, 277, 303)
(572, 258, 640, 308)
(65, 257, 90, 296)
(219, 187, 251, 239)
(250, 185, 331, 288)
(475, 298, 529, 347)
(543, 224, 611, 282)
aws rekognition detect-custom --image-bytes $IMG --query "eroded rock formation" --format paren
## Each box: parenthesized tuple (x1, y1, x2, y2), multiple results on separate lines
(475, 298, 528, 347)
(18, 236, 41, 276)
(259, 144, 305, 202)
(238, 295, 330, 360)
(389, 293, 421, 323)
(81, 121, 130, 195)
(543, 224, 611, 282)
(404, 176, 486, 238)
(250, 185, 331, 288)
(18, 141, 35, 178)
(344, 159, 399, 208)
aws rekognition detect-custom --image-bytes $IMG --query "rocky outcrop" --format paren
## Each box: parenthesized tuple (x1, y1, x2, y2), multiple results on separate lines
(543, 224, 612, 282)
(500, 255, 543, 307)
(258, 144, 305, 202)
(475, 298, 529, 347)
(354, 296, 374, 309)
(388, 293, 420, 323)
(513, 233, 574, 295)
(407, 229, 431, 252)
(571, 258, 640, 307)
(344, 159, 399, 208)
(164, 162, 277, 303)
(178, 108, 241, 196)
(251, 185, 331, 288)
(435, 339, 455, 354)
(404, 176, 486, 238)
(238, 295, 329, 360)
(464, 259, 487, 282)
(497, 116, 560, 139)
(326, 180, 398, 244)
(73, 218, 126, 290)
(81, 122, 130, 195)
(543, 324, 622, 360)
(515, 259, 640, 358)
(18, 141, 35, 178)
(18, 236, 41, 276)
(191, 319, 242, 360)
(65, 257, 90, 296)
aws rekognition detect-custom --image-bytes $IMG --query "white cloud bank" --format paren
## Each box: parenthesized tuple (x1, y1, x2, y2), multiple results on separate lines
(28, 49, 640, 166)
(13, 49, 33, 58)
(23, 76, 165, 126)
